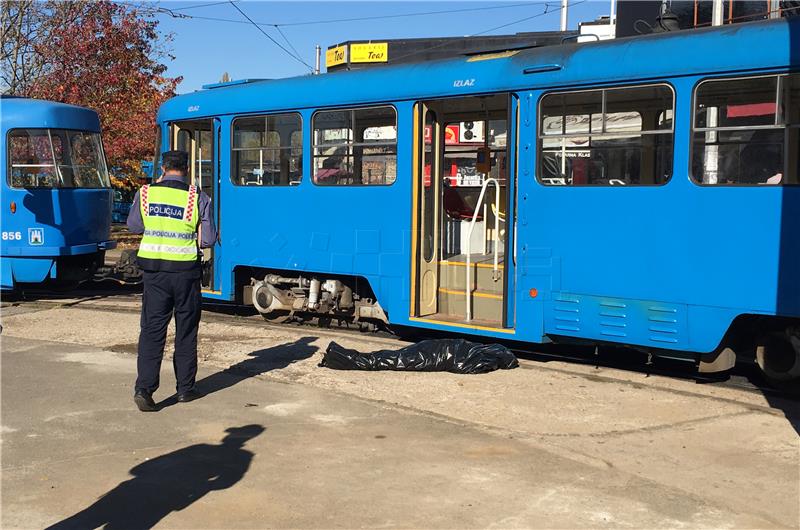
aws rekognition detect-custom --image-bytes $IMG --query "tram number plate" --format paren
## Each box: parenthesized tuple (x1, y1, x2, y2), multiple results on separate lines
(1, 231, 22, 241)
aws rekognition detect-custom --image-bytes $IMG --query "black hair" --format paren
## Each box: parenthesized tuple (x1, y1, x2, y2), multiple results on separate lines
(161, 150, 189, 173)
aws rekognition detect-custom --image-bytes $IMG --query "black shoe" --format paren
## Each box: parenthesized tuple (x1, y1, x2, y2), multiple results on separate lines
(134, 390, 158, 412)
(177, 388, 202, 403)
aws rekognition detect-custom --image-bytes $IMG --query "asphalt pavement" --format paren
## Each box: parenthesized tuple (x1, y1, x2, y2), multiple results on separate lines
(2, 333, 797, 529)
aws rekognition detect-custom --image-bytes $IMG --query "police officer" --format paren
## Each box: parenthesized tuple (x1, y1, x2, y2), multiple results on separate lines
(126, 150, 217, 412)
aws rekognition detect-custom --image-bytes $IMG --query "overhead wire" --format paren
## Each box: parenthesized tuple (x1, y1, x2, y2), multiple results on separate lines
(476, 1, 586, 34)
(126, 0, 561, 28)
(170, 1, 235, 12)
(389, 1, 586, 64)
(227, 1, 314, 72)
(122, 0, 585, 74)
(274, 1, 554, 27)
(274, 25, 303, 62)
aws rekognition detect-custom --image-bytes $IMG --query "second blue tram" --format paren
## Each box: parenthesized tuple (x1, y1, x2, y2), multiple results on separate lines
(153, 19, 800, 385)
(1, 97, 115, 290)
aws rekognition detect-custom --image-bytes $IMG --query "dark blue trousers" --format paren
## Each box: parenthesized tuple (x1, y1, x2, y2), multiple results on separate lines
(135, 269, 201, 394)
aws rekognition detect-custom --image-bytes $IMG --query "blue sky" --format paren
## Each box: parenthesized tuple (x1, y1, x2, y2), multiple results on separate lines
(151, 1, 611, 93)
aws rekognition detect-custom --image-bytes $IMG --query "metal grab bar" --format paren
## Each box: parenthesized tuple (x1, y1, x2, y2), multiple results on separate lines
(465, 178, 500, 322)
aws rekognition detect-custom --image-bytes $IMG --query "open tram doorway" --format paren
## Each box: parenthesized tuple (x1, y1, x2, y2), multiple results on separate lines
(169, 119, 219, 291)
(412, 94, 515, 330)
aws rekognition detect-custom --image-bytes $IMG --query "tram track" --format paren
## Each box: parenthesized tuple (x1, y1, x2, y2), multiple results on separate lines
(3, 283, 797, 404)
(2, 284, 402, 345)
(510, 346, 778, 397)
(512, 353, 797, 415)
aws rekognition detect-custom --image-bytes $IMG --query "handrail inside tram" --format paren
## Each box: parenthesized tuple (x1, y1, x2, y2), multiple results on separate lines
(465, 177, 500, 322)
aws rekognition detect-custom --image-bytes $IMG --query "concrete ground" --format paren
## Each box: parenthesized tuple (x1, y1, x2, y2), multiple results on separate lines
(1, 296, 799, 529)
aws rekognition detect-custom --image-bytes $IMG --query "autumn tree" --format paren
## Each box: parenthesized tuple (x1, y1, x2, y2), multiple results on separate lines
(1, 0, 50, 94)
(2, 1, 181, 180)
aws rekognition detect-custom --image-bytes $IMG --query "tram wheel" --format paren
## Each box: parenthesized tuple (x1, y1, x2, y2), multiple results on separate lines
(756, 331, 800, 390)
(261, 310, 292, 324)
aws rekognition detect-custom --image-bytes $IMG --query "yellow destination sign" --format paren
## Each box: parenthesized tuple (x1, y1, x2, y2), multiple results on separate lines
(350, 43, 388, 63)
(326, 45, 348, 68)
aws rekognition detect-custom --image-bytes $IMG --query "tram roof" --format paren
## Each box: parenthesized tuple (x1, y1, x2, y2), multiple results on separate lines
(160, 17, 800, 121)
(0, 97, 101, 134)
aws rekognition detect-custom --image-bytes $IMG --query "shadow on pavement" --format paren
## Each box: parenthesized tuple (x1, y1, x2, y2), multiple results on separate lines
(766, 393, 800, 437)
(500, 339, 800, 435)
(158, 336, 319, 409)
(741, 363, 800, 437)
(46, 424, 264, 530)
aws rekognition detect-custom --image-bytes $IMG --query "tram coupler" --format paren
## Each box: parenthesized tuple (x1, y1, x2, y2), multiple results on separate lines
(93, 249, 142, 284)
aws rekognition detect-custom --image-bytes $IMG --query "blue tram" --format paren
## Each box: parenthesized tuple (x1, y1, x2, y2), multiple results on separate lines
(153, 19, 800, 385)
(1, 97, 115, 290)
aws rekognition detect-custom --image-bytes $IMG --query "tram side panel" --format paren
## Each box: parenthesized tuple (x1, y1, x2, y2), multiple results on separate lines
(1, 188, 114, 290)
(210, 104, 415, 328)
(517, 74, 798, 362)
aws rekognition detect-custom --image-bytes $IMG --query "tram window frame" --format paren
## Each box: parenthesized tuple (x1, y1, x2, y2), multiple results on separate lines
(151, 125, 162, 181)
(690, 73, 800, 186)
(231, 112, 303, 187)
(6, 127, 110, 189)
(311, 105, 398, 186)
(536, 83, 676, 187)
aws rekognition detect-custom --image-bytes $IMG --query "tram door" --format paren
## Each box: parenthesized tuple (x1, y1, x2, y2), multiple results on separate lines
(170, 119, 219, 291)
(416, 103, 443, 316)
(412, 95, 514, 329)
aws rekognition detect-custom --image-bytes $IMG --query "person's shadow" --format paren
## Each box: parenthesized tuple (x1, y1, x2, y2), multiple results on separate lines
(47, 424, 265, 530)
(158, 336, 319, 409)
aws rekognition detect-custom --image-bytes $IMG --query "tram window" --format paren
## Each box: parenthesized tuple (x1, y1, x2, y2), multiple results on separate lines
(61, 131, 109, 188)
(540, 91, 602, 137)
(692, 74, 800, 185)
(537, 84, 674, 186)
(195, 129, 212, 188)
(232, 113, 302, 186)
(7, 128, 109, 188)
(8, 130, 60, 187)
(312, 106, 397, 186)
(422, 110, 437, 262)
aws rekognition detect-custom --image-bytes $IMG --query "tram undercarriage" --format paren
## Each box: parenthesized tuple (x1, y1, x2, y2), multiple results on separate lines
(243, 270, 389, 329)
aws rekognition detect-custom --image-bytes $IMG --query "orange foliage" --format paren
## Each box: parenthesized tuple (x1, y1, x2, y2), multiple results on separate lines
(26, 1, 181, 180)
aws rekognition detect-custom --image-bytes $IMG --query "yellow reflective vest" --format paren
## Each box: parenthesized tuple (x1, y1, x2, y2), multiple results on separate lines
(137, 183, 200, 266)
